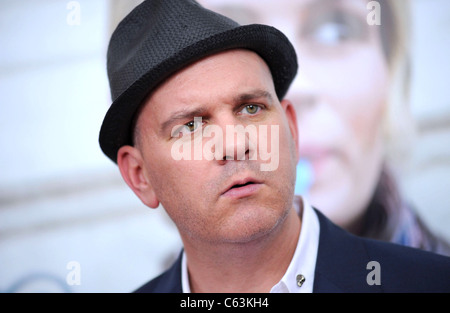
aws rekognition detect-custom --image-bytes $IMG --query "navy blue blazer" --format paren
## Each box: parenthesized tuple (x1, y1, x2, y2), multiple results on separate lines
(135, 209, 450, 293)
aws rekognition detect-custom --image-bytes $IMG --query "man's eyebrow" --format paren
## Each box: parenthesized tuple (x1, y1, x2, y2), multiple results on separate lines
(161, 106, 209, 134)
(235, 89, 274, 104)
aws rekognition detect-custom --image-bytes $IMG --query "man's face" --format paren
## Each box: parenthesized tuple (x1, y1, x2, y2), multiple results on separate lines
(125, 49, 299, 245)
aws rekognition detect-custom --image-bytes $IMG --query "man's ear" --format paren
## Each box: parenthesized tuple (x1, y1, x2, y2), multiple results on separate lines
(281, 99, 300, 162)
(117, 145, 160, 208)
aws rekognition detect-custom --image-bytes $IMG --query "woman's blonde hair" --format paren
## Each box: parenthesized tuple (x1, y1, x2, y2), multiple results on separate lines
(380, 0, 416, 172)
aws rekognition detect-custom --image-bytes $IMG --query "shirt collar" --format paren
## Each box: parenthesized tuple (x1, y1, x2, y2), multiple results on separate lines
(270, 196, 320, 293)
(182, 196, 320, 293)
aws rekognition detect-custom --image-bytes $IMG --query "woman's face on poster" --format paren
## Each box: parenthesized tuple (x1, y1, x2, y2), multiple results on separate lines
(200, 0, 390, 229)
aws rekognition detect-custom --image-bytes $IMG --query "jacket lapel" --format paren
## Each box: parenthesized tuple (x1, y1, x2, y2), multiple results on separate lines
(312, 209, 382, 293)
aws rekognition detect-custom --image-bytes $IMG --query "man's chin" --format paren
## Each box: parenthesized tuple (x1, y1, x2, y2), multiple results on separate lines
(214, 208, 286, 245)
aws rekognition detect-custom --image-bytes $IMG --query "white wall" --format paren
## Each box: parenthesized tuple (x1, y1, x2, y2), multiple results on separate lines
(0, 0, 181, 293)
(401, 0, 450, 241)
(0, 0, 449, 293)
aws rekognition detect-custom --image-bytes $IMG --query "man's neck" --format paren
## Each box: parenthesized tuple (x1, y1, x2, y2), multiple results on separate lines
(182, 207, 302, 293)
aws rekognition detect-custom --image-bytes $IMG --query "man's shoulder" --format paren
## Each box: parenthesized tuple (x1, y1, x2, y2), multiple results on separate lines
(314, 208, 450, 292)
(133, 253, 183, 293)
(363, 234, 450, 286)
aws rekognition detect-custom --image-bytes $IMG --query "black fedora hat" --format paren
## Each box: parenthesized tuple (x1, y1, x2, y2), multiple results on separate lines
(99, 0, 298, 163)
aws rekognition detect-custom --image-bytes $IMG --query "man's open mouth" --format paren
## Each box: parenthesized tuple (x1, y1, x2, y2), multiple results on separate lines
(230, 181, 255, 189)
(222, 177, 263, 199)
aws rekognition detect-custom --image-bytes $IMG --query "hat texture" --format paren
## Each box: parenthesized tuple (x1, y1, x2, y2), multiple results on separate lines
(99, 0, 298, 163)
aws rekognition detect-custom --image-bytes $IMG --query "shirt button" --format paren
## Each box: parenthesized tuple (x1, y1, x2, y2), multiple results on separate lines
(296, 274, 306, 287)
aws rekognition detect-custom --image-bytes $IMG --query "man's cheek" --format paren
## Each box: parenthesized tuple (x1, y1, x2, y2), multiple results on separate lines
(258, 125, 280, 172)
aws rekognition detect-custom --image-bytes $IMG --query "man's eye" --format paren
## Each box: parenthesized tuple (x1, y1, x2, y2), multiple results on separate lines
(171, 119, 203, 138)
(184, 120, 198, 132)
(241, 104, 260, 115)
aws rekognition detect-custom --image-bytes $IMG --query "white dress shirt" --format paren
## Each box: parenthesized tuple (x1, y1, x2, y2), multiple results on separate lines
(181, 196, 320, 293)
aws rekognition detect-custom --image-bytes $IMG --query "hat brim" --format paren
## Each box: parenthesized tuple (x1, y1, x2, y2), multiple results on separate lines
(99, 24, 297, 163)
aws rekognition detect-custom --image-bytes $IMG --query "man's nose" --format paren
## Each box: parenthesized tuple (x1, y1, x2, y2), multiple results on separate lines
(213, 115, 255, 163)
(222, 124, 251, 161)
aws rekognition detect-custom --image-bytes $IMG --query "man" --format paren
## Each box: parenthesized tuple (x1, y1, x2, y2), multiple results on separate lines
(99, 0, 450, 293)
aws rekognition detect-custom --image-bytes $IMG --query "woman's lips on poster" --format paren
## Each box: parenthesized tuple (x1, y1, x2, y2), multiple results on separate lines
(300, 146, 337, 177)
